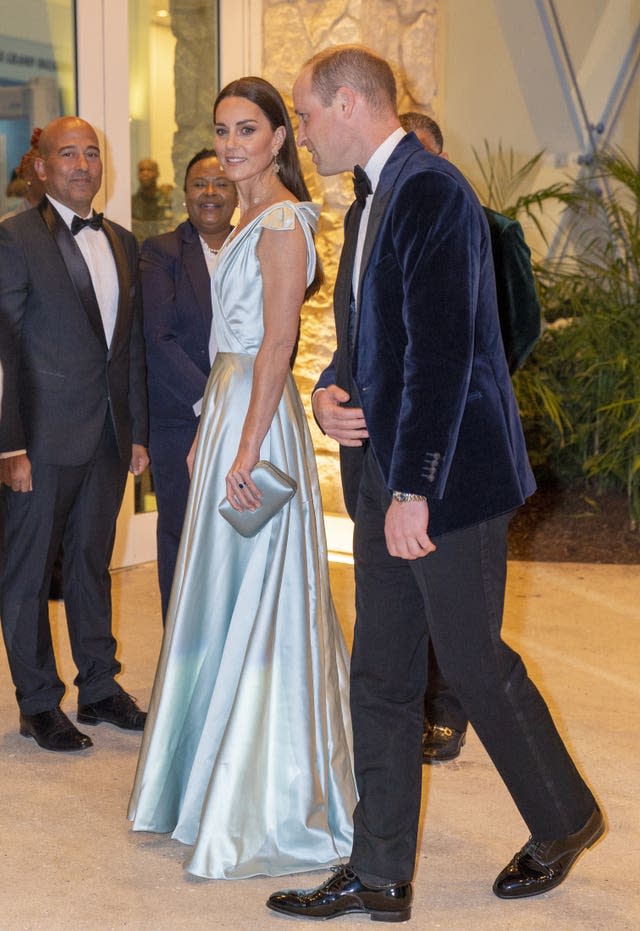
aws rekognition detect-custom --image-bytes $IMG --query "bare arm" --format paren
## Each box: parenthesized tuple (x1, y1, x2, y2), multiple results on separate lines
(224, 219, 308, 511)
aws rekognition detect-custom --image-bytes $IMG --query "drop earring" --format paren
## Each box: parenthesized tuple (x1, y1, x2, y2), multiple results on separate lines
(273, 151, 280, 174)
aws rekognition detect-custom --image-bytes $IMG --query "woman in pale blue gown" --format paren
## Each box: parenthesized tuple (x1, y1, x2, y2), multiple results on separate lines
(128, 77, 356, 879)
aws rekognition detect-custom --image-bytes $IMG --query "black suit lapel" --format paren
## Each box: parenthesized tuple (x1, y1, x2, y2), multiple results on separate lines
(182, 228, 213, 330)
(353, 135, 424, 343)
(101, 219, 129, 357)
(334, 200, 363, 400)
(357, 187, 392, 304)
(39, 200, 107, 349)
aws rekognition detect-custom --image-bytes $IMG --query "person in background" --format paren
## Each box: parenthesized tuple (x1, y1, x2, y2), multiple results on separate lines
(399, 112, 540, 375)
(265, 44, 602, 922)
(141, 149, 238, 620)
(4, 134, 63, 598)
(131, 158, 173, 244)
(400, 110, 542, 765)
(0, 117, 149, 753)
(131, 158, 171, 221)
(0, 128, 46, 223)
(5, 168, 27, 200)
(1, 128, 65, 602)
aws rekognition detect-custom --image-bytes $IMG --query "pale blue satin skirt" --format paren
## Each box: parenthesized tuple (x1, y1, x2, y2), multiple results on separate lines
(129, 353, 356, 878)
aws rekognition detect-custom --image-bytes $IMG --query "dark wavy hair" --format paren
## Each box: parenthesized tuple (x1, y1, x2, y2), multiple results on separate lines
(213, 76, 322, 299)
(213, 76, 312, 205)
(183, 147, 217, 189)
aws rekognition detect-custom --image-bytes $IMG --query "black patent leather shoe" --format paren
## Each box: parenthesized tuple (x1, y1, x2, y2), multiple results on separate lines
(493, 804, 605, 899)
(77, 692, 146, 731)
(19, 708, 93, 752)
(422, 721, 466, 764)
(266, 865, 412, 922)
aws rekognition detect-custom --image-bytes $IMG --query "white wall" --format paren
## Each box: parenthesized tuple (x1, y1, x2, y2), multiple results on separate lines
(439, 0, 639, 225)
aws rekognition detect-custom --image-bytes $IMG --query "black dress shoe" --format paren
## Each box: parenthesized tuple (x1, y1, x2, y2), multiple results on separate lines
(266, 865, 412, 922)
(77, 692, 147, 731)
(19, 708, 93, 752)
(422, 721, 466, 764)
(493, 804, 605, 899)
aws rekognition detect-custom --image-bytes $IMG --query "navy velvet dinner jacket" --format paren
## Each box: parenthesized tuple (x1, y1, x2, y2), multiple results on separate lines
(317, 133, 535, 537)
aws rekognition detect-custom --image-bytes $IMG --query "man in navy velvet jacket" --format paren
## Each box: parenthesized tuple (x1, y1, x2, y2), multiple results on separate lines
(400, 110, 542, 765)
(266, 46, 603, 923)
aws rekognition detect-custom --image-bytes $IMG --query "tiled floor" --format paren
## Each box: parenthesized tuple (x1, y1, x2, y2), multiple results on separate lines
(0, 554, 638, 929)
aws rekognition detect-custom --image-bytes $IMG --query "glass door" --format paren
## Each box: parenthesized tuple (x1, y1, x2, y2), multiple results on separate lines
(0, 0, 76, 216)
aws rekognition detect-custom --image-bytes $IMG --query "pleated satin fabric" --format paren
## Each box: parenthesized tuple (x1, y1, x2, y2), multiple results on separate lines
(129, 202, 356, 878)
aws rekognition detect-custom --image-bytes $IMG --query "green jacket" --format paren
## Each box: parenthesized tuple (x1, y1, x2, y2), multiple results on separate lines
(483, 207, 541, 374)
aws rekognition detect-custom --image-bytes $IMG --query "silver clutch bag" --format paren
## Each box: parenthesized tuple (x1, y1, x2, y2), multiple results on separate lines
(218, 460, 297, 538)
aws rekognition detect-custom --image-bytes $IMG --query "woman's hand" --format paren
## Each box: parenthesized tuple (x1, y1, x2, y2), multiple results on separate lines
(225, 452, 262, 512)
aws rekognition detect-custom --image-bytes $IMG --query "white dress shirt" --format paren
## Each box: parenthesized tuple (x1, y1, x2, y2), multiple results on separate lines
(47, 195, 119, 347)
(352, 128, 406, 302)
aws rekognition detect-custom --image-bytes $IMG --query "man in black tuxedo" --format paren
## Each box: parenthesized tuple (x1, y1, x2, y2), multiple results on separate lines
(0, 116, 149, 752)
(400, 110, 542, 765)
(267, 46, 602, 922)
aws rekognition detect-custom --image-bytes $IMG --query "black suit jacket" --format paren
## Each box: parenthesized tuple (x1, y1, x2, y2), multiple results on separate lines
(140, 219, 212, 424)
(0, 199, 148, 464)
(317, 134, 535, 534)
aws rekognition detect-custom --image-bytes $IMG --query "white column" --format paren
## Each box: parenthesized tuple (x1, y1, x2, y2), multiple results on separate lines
(75, 0, 131, 226)
(219, 0, 263, 86)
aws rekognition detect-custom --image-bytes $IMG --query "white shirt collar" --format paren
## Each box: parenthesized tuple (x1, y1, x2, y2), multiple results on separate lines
(46, 194, 93, 229)
(363, 128, 406, 194)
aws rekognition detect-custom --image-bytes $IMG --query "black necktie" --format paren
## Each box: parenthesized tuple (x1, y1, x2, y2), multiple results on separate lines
(71, 212, 104, 235)
(353, 165, 372, 206)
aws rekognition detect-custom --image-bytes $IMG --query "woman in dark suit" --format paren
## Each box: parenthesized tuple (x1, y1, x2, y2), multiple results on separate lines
(141, 149, 237, 619)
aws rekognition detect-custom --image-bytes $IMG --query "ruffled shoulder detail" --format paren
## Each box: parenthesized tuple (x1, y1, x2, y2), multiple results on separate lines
(258, 202, 320, 288)
(259, 201, 320, 234)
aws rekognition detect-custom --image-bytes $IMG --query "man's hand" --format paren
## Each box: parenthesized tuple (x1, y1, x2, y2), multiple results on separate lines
(0, 453, 33, 492)
(129, 444, 149, 476)
(312, 385, 369, 447)
(384, 498, 436, 560)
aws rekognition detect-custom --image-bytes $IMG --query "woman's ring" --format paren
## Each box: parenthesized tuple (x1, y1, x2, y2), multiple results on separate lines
(238, 481, 245, 489)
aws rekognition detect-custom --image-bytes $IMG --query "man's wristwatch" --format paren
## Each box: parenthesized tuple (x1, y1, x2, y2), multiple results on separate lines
(391, 491, 427, 503)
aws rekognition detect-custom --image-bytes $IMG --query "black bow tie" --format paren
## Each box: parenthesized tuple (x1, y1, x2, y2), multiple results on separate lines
(71, 212, 104, 235)
(353, 165, 372, 207)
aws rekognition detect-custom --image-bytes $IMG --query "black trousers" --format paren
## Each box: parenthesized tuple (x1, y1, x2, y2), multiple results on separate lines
(425, 640, 468, 732)
(0, 418, 128, 714)
(349, 448, 596, 884)
(148, 420, 197, 621)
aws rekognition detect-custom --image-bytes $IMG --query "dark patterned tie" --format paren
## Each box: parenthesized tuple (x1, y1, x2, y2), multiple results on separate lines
(353, 165, 372, 206)
(71, 212, 104, 235)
